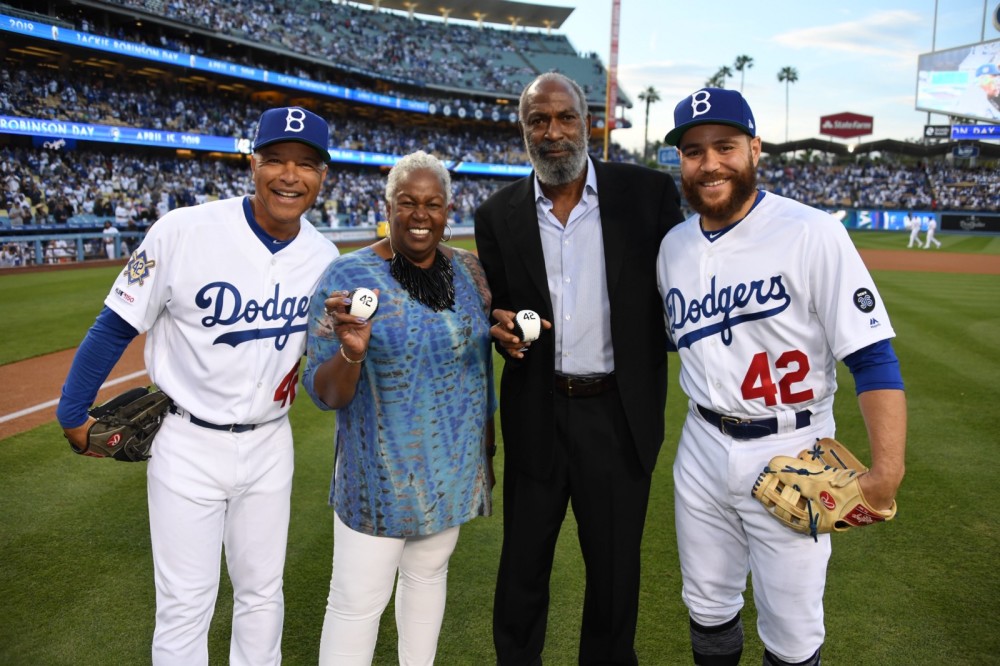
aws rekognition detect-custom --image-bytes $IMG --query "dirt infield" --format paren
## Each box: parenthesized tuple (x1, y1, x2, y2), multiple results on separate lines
(0, 336, 149, 440)
(858, 249, 1000, 275)
(0, 248, 995, 440)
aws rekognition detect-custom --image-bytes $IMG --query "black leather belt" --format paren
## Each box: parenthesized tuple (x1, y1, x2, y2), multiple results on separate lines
(697, 405, 811, 440)
(170, 405, 259, 433)
(553, 373, 616, 398)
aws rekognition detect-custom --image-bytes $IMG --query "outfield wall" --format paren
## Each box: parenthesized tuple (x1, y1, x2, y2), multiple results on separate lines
(831, 208, 1000, 231)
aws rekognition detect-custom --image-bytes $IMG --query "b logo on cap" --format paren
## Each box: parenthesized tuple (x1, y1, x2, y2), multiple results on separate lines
(284, 108, 308, 134)
(690, 90, 712, 118)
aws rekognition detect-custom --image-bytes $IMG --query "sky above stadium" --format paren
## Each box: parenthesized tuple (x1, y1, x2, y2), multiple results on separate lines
(543, 0, 1000, 151)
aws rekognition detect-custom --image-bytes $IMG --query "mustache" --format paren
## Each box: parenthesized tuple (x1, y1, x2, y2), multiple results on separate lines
(537, 140, 578, 155)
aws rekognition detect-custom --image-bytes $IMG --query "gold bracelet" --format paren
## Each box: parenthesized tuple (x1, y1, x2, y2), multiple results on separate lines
(340, 345, 366, 365)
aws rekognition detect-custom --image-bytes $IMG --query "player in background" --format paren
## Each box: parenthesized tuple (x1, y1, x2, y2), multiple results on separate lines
(924, 216, 942, 249)
(656, 88, 906, 666)
(57, 106, 340, 666)
(475, 72, 684, 664)
(102, 220, 120, 259)
(906, 212, 922, 248)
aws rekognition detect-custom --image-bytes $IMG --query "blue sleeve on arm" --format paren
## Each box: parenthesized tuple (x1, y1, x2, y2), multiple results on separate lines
(56, 306, 140, 429)
(843, 339, 904, 395)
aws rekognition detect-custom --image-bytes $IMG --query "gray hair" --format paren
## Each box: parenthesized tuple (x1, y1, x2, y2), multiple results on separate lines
(518, 72, 588, 123)
(385, 150, 452, 206)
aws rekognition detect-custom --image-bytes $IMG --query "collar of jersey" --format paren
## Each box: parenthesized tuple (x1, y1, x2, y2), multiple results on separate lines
(243, 196, 294, 254)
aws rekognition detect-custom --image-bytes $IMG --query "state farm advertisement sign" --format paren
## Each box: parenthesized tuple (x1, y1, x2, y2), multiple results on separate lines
(820, 112, 874, 138)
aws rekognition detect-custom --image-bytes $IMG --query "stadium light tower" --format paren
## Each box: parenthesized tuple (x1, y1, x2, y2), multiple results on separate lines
(603, 0, 621, 161)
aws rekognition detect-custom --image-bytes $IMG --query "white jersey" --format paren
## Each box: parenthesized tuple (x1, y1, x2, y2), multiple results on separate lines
(105, 196, 339, 425)
(656, 191, 894, 420)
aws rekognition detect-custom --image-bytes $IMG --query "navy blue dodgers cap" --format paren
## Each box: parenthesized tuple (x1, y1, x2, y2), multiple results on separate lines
(976, 63, 1000, 77)
(252, 106, 332, 163)
(664, 88, 756, 146)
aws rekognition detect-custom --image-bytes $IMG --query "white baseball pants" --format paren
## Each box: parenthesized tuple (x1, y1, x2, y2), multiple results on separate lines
(674, 404, 832, 663)
(147, 414, 293, 666)
(318, 511, 460, 665)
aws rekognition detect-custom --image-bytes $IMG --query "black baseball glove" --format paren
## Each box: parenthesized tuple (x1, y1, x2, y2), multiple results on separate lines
(70, 387, 172, 462)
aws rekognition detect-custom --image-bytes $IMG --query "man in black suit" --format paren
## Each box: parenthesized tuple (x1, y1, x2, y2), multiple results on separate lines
(474, 72, 684, 665)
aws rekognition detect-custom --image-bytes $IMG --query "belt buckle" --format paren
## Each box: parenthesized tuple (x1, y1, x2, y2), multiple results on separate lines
(565, 379, 575, 397)
(720, 415, 748, 437)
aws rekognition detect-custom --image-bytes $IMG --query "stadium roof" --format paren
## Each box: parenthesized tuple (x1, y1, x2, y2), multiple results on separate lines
(348, 0, 575, 29)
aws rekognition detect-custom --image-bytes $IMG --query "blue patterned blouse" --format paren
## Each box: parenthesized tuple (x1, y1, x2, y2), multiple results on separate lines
(304, 246, 495, 537)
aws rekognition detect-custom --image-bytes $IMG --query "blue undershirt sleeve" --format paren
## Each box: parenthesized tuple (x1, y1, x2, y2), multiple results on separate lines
(843, 339, 905, 395)
(56, 306, 140, 429)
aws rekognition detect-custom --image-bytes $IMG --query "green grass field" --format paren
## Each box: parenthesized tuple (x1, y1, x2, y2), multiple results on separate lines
(1, 231, 998, 664)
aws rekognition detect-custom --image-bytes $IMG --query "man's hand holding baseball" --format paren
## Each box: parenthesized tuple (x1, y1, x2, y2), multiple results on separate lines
(490, 308, 551, 359)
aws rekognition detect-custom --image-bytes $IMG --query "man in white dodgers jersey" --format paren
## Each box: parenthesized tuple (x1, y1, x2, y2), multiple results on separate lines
(655, 88, 906, 666)
(58, 106, 340, 665)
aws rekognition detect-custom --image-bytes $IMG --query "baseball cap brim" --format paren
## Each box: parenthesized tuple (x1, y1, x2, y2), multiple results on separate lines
(254, 136, 332, 164)
(664, 119, 754, 146)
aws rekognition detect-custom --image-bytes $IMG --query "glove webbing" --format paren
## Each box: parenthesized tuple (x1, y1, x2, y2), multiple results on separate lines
(776, 462, 824, 541)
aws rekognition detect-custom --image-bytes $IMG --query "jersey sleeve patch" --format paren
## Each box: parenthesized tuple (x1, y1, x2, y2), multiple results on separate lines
(125, 249, 156, 287)
(852, 287, 876, 313)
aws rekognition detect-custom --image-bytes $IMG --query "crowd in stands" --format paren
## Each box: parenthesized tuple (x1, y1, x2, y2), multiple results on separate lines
(61, 9, 522, 124)
(0, 144, 507, 231)
(758, 160, 1000, 211)
(3, 61, 533, 166)
(95, 0, 610, 103)
(3, 139, 997, 232)
(36, 0, 615, 117)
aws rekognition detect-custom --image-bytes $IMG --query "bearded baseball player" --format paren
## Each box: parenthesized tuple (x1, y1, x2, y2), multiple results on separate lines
(656, 88, 907, 666)
(57, 106, 340, 665)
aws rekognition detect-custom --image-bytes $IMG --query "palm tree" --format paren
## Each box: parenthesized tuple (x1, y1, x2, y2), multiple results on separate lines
(777, 66, 799, 142)
(637, 86, 660, 162)
(734, 55, 754, 92)
(705, 66, 732, 89)
(717, 65, 733, 88)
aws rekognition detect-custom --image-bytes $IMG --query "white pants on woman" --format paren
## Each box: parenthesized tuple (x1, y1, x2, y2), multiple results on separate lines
(319, 511, 460, 665)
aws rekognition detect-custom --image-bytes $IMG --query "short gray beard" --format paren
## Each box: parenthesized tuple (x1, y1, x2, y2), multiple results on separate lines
(525, 137, 588, 186)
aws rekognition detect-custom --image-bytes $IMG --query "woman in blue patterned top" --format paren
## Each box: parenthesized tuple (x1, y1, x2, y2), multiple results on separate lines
(304, 151, 496, 664)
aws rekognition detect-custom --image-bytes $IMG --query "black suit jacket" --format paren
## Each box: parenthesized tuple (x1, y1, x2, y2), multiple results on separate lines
(474, 160, 684, 479)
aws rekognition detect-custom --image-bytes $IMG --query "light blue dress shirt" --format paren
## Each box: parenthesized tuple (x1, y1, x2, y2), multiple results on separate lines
(533, 157, 614, 376)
